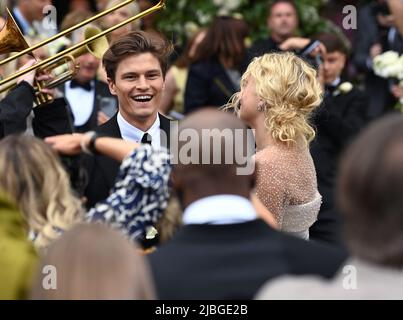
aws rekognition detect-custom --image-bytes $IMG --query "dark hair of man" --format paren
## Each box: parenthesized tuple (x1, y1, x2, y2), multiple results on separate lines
(192, 16, 249, 69)
(338, 114, 403, 268)
(314, 33, 350, 56)
(267, 0, 298, 17)
(102, 30, 173, 82)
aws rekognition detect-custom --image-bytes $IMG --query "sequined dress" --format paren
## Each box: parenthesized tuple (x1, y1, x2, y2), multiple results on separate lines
(255, 143, 321, 239)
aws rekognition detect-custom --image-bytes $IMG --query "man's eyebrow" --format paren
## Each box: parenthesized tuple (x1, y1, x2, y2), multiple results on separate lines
(146, 69, 162, 74)
(121, 72, 138, 77)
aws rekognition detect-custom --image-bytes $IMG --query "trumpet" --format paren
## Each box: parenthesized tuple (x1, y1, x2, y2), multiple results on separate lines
(0, 25, 109, 104)
(0, 0, 166, 105)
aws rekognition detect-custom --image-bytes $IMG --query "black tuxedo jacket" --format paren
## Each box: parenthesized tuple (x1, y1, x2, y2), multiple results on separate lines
(84, 113, 172, 208)
(60, 80, 117, 132)
(148, 219, 347, 299)
(184, 58, 241, 114)
(309, 87, 368, 245)
(246, 37, 281, 64)
(311, 87, 368, 202)
(353, 3, 402, 118)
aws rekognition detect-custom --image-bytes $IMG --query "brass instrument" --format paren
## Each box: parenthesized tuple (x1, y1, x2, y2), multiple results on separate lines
(0, 0, 166, 105)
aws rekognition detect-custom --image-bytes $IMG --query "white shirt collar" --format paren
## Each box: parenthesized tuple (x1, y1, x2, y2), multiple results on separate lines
(183, 195, 258, 225)
(330, 77, 341, 87)
(117, 112, 161, 148)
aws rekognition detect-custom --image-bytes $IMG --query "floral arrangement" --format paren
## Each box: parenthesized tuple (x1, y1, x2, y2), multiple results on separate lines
(373, 51, 403, 111)
(157, 0, 338, 45)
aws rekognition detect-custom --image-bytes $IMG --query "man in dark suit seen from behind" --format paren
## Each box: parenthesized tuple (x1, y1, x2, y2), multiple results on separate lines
(310, 33, 369, 246)
(148, 109, 347, 300)
(84, 31, 173, 209)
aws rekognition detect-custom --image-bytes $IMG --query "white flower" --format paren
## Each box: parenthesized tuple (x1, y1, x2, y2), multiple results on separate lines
(214, 0, 241, 12)
(339, 82, 353, 93)
(397, 56, 403, 80)
(213, 0, 225, 6)
(373, 51, 401, 78)
(223, 0, 242, 11)
(333, 82, 353, 96)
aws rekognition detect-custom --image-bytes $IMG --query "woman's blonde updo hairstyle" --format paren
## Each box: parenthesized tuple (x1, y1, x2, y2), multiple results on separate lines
(237, 52, 323, 146)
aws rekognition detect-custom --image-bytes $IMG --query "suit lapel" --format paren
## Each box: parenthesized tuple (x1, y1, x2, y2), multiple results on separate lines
(159, 113, 172, 150)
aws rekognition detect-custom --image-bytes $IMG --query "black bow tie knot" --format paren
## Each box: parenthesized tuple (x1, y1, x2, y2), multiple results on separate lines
(141, 133, 152, 145)
(70, 79, 92, 91)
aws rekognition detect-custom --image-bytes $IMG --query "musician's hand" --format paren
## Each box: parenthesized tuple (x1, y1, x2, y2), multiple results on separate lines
(16, 59, 37, 86)
(36, 73, 55, 96)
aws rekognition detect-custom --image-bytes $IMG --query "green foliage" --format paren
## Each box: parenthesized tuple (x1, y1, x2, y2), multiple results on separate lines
(156, 0, 339, 45)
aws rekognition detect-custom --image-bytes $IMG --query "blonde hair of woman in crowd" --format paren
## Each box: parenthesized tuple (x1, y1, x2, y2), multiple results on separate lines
(31, 223, 156, 299)
(0, 135, 83, 249)
(96, 0, 141, 82)
(101, 0, 141, 43)
(229, 52, 323, 239)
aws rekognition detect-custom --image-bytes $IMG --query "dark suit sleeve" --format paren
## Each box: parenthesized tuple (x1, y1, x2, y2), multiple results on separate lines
(0, 81, 34, 138)
(353, 6, 378, 73)
(184, 62, 210, 114)
(32, 97, 74, 138)
(316, 91, 368, 148)
(284, 236, 348, 279)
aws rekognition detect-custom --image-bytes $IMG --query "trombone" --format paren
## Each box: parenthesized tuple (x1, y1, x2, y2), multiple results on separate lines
(0, 0, 166, 104)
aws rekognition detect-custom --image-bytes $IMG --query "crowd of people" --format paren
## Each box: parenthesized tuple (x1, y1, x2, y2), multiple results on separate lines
(1, 0, 403, 300)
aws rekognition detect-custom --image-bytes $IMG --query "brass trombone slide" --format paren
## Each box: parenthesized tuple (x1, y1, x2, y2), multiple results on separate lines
(0, 0, 166, 87)
(0, 0, 143, 66)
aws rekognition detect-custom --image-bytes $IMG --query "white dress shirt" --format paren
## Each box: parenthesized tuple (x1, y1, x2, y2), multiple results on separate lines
(65, 80, 95, 126)
(117, 112, 161, 148)
(183, 195, 257, 225)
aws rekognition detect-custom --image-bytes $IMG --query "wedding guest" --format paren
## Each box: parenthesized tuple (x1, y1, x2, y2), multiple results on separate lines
(257, 114, 403, 299)
(0, 135, 83, 250)
(31, 224, 156, 299)
(184, 15, 249, 113)
(148, 109, 346, 299)
(233, 51, 323, 239)
(310, 33, 369, 246)
(0, 192, 37, 299)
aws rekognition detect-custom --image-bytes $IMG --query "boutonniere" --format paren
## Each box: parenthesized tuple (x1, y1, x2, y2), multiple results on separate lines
(333, 82, 353, 96)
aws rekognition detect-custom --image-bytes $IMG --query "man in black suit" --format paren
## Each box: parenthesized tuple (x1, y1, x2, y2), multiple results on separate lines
(148, 109, 347, 300)
(310, 33, 369, 246)
(84, 31, 173, 209)
(353, 0, 403, 119)
(246, 0, 325, 65)
(248, 0, 299, 60)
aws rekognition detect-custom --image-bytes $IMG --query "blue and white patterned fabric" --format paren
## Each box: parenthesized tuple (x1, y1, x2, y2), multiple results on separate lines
(86, 144, 171, 243)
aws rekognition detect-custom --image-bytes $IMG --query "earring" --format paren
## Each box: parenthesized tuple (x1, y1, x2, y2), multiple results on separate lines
(257, 101, 266, 112)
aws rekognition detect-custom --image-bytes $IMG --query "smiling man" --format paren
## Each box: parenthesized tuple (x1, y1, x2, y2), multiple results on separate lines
(84, 31, 173, 209)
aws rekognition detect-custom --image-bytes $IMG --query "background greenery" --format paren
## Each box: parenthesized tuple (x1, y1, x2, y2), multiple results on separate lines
(156, 0, 344, 46)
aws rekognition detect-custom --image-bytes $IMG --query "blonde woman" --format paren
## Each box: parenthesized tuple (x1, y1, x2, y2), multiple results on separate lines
(31, 224, 156, 299)
(0, 135, 83, 249)
(101, 0, 141, 44)
(234, 52, 323, 239)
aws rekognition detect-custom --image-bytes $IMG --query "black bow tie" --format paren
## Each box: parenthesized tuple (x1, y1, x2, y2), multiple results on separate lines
(141, 133, 152, 145)
(325, 84, 337, 93)
(70, 79, 92, 91)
